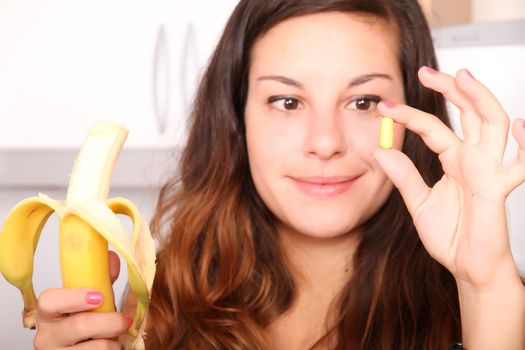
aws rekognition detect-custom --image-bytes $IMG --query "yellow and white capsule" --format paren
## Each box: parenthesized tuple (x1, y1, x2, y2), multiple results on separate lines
(380, 116, 394, 149)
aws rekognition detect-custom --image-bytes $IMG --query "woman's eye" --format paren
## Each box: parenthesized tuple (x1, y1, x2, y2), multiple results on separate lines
(347, 96, 380, 112)
(269, 96, 302, 111)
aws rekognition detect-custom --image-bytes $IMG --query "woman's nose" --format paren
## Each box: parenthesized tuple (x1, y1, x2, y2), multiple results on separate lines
(303, 112, 347, 160)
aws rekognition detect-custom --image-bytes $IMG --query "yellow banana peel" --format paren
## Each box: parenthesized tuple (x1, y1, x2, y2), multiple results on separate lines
(0, 121, 156, 350)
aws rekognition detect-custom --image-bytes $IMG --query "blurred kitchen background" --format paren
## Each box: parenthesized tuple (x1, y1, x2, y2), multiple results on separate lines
(0, 0, 523, 348)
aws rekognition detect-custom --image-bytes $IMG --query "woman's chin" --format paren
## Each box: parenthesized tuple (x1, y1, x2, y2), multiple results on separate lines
(278, 219, 361, 241)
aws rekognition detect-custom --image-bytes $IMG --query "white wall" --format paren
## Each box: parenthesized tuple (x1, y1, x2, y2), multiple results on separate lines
(421, 0, 525, 27)
(473, 0, 525, 22)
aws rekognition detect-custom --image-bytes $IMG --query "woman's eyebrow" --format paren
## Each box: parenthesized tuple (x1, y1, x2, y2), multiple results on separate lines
(349, 73, 393, 87)
(257, 75, 304, 89)
(256, 73, 393, 89)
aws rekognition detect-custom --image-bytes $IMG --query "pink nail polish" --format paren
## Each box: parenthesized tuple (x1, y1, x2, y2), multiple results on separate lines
(465, 68, 476, 80)
(382, 101, 396, 108)
(85, 291, 103, 305)
(125, 317, 133, 328)
(425, 66, 439, 75)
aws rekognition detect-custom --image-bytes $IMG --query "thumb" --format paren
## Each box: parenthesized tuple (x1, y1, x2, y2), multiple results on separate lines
(108, 250, 120, 284)
(373, 147, 430, 217)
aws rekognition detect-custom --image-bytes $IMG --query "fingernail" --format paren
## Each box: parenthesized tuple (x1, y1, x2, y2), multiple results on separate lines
(425, 66, 439, 75)
(464, 68, 476, 80)
(381, 101, 396, 108)
(125, 317, 133, 328)
(85, 291, 103, 305)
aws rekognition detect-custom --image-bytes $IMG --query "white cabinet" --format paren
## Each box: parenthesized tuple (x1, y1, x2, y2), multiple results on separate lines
(0, 0, 240, 187)
(176, 0, 240, 130)
(0, 0, 179, 149)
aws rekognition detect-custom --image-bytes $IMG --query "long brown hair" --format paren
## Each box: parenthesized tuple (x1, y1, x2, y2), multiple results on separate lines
(145, 0, 460, 349)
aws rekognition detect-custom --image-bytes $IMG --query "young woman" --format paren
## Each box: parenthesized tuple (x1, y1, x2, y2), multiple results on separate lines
(33, 0, 525, 349)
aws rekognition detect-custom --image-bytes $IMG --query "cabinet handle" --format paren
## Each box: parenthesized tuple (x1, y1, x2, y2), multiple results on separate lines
(180, 23, 200, 118)
(153, 24, 170, 135)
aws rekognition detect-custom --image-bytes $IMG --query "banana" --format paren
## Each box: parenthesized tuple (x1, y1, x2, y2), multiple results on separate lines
(0, 121, 156, 350)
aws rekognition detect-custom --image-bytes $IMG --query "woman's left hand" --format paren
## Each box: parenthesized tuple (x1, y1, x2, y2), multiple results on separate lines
(374, 66, 525, 290)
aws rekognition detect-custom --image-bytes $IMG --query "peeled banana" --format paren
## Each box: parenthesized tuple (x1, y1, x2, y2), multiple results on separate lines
(0, 121, 156, 350)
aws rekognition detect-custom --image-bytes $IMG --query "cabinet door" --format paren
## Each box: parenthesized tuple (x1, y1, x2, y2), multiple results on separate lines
(0, 1, 245, 188)
(175, 0, 240, 134)
(0, 0, 177, 149)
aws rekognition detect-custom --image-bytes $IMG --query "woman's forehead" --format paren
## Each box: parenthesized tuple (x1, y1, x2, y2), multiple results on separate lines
(249, 12, 400, 77)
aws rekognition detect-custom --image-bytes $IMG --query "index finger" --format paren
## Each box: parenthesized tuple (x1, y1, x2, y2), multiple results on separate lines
(37, 288, 104, 321)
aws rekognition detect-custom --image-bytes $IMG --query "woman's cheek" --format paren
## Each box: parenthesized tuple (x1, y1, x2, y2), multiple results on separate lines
(247, 117, 297, 177)
(347, 118, 382, 156)
(261, 117, 305, 154)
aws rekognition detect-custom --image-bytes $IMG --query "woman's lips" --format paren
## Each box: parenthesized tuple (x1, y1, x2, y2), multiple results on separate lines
(290, 176, 359, 197)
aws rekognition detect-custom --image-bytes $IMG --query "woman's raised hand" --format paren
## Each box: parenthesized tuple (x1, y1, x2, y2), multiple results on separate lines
(374, 66, 525, 290)
(33, 251, 130, 349)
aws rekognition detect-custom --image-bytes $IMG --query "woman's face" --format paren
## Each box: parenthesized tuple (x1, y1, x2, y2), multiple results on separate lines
(245, 12, 405, 238)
